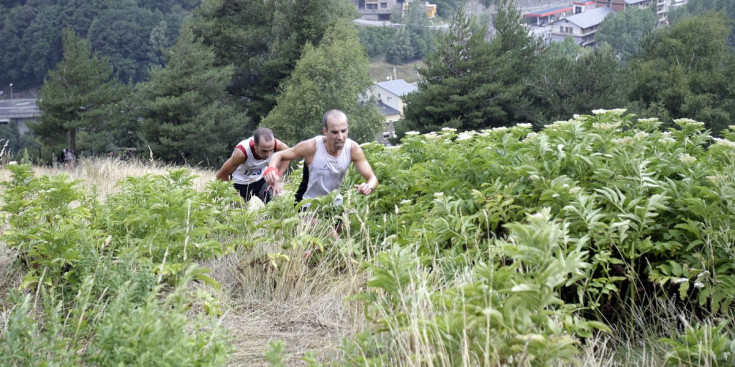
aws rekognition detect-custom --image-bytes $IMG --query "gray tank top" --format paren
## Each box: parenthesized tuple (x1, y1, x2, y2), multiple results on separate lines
(302, 136, 353, 200)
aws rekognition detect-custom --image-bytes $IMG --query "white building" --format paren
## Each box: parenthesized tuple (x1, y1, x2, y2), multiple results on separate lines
(549, 6, 614, 47)
(368, 79, 418, 143)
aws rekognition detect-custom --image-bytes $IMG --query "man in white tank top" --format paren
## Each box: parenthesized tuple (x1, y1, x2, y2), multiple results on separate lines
(216, 127, 289, 203)
(263, 109, 378, 207)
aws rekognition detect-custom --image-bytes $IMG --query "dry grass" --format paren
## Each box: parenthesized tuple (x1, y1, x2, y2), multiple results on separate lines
(201, 213, 369, 366)
(0, 159, 367, 366)
(369, 59, 424, 83)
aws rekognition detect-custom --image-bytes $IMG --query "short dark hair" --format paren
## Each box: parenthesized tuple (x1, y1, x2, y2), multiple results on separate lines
(322, 109, 347, 129)
(253, 127, 274, 146)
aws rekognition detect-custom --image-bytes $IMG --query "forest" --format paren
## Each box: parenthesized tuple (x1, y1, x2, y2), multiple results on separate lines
(0, 0, 734, 168)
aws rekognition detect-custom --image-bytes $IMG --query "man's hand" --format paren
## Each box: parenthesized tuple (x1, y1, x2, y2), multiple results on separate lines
(263, 167, 280, 185)
(268, 180, 283, 195)
(354, 183, 374, 196)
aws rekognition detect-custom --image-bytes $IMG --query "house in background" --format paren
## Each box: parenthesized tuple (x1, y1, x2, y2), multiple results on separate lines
(368, 79, 418, 143)
(524, 5, 573, 26)
(355, 0, 397, 21)
(549, 6, 614, 47)
(573, 0, 596, 14)
(594, 0, 658, 11)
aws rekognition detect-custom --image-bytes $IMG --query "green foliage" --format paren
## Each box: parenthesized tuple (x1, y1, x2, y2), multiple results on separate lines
(190, 0, 355, 122)
(660, 321, 735, 366)
(0, 271, 229, 366)
(596, 6, 658, 62)
(32, 29, 127, 158)
(628, 13, 735, 135)
(526, 43, 627, 126)
(385, 27, 415, 64)
(358, 26, 397, 59)
(261, 19, 382, 145)
(356, 210, 608, 365)
(669, 0, 735, 48)
(353, 110, 735, 329)
(136, 25, 250, 166)
(0, 0, 197, 89)
(87, 5, 162, 82)
(401, 1, 539, 134)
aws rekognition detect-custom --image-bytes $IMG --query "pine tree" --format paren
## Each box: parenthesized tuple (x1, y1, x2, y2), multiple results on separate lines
(190, 0, 354, 122)
(137, 25, 250, 166)
(261, 19, 382, 145)
(33, 28, 125, 158)
(401, 0, 539, 134)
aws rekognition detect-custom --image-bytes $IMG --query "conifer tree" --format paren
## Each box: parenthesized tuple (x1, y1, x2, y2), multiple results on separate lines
(33, 29, 125, 158)
(261, 19, 382, 145)
(401, 0, 538, 134)
(137, 25, 249, 166)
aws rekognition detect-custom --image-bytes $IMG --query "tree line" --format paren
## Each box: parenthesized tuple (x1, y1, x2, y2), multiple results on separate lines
(399, 0, 735, 138)
(2, 0, 734, 166)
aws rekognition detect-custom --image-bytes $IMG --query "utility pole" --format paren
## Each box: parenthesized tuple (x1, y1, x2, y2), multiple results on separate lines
(9, 83, 14, 106)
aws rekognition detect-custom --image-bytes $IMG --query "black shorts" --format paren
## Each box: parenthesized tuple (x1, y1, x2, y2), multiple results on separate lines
(233, 178, 272, 203)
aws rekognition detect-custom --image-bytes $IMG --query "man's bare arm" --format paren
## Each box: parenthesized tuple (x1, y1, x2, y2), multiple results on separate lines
(264, 139, 317, 185)
(216, 149, 246, 181)
(274, 139, 290, 178)
(351, 142, 378, 196)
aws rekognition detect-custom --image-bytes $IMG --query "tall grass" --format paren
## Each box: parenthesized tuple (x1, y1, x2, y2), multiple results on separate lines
(1, 152, 733, 366)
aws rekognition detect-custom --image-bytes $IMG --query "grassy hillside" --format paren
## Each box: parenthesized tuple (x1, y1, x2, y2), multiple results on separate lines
(1, 110, 734, 365)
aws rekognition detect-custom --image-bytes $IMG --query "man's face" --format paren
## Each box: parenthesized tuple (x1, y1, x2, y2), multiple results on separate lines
(254, 138, 275, 159)
(323, 114, 349, 153)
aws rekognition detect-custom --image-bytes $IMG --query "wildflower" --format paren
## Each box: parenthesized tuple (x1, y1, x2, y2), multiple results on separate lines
(515, 123, 532, 129)
(405, 131, 420, 136)
(693, 282, 705, 289)
(441, 127, 457, 132)
(673, 118, 704, 127)
(659, 137, 676, 145)
(637, 118, 659, 123)
(492, 126, 509, 133)
(434, 192, 444, 198)
(9, 161, 17, 165)
(592, 122, 621, 131)
(569, 187, 582, 194)
(611, 137, 635, 145)
(522, 132, 538, 143)
(400, 199, 412, 205)
(678, 153, 697, 163)
(696, 270, 710, 279)
(456, 132, 475, 141)
(633, 131, 649, 140)
(592, 108, 627, 115)
(712, 138, 735, 148)
(673, 277, 689, 284)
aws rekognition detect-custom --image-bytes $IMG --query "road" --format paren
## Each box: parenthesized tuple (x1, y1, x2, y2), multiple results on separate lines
(0, 98, 40, 121)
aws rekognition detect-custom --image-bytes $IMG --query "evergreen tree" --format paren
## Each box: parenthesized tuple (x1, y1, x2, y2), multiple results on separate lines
(401, 1, 539, 134)
(628, 13, 735, 135)
(526, 42, 627, 125)
(596, 6, 658, 62)
(386, 27, 415, 64)
(137, 25, 249, 166)
(32, 29, 125, 158)
(261, 19, 382, 145)
(190, 0, 354, 122)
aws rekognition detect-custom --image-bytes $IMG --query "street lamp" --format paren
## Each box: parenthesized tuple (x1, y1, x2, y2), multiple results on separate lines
(9, 83, 13, 106)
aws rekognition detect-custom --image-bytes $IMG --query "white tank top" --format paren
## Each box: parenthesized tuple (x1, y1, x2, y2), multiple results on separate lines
(230, 137, 275, 185)
(303, 136, 353, 199)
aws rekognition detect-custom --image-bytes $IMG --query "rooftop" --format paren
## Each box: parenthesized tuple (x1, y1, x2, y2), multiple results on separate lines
(552, 6, 613, 28)
(375, 79, 418, 96)
(525, 6, 573, 17)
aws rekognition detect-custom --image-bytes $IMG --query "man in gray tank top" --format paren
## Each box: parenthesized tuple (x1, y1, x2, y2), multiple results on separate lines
(263, 109, 379, 211)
